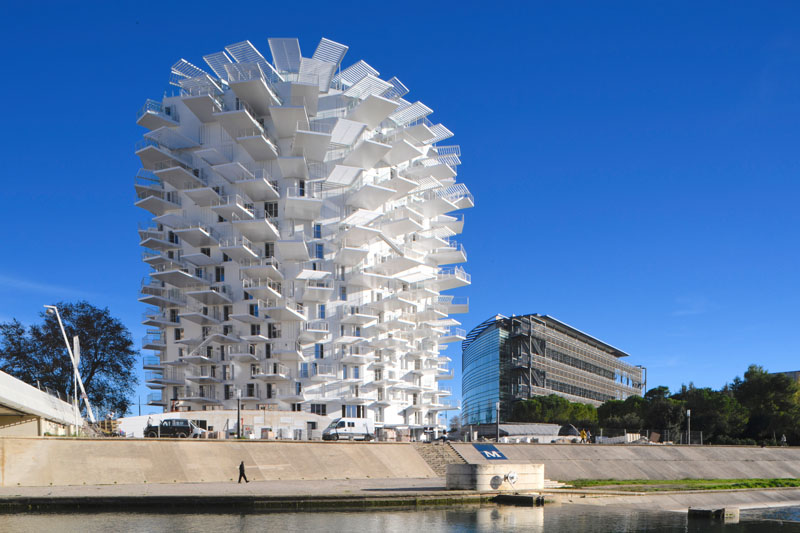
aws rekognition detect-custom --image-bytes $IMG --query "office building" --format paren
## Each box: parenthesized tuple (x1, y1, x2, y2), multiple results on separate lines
(462, 314, 644, 425)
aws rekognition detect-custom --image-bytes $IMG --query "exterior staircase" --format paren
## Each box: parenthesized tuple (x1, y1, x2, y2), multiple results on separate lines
(412, 441, 466, 476)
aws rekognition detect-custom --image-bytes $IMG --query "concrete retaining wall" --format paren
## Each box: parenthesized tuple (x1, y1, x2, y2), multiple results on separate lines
(0, 438, 436, 487)
(446, 463, 544, 491)
(451, 443, 800, 481)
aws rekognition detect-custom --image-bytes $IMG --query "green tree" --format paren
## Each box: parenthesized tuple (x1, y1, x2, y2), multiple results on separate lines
(0, 301, 138, 416)
(731, 365, 800, 444)
(671, 385, 748, 443)
(510, 395, 597, 427)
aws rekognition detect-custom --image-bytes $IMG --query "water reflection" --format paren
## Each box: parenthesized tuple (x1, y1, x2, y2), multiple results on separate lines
(2, 504, 800, 532)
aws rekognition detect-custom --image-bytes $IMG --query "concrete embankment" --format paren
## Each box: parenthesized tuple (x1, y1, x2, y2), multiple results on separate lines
(0, 437, 435, 487)
(452, 443, 800, 481)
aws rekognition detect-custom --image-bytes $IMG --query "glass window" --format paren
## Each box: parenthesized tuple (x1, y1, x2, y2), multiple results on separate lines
(318, 304, 326, 319)
(313, 223, 322, 239)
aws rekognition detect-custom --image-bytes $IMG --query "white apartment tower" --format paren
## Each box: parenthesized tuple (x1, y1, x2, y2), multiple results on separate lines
(136, 37, 472, 437)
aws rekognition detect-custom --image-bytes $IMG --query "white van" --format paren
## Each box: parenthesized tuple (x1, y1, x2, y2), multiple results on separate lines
(322, 417, 374, 441)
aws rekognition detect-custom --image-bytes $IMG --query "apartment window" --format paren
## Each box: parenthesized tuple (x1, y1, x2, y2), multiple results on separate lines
(265, 343, 272, 358)
(342, 366, 348, 379)
(336, 266, 346, 280)
(265, 242, 274, 258)
(314, 343, 324, 359)
(291, 403, 302, 412)
(215, 267, 225, 282)
(264, 202, 278, 218)
(376, 408, 384, 423)
(310, 403, 327, 416)
(250, 364, 260, 377)
(250, 324, 261, 336)
(295, 382, 302, 395)
(343, 405, 364, 418)
(267, 323, 280, 339)
(200, 247, 211, 257)
(313, 223, 322, 239)
(195, 268, 204, 278)
(298, 180, 306, 197)
(169, 309, 179, 323)
(375, 370, 383, 382)
(247, 383, 256, 397)
(314, 243, 324, 259)
(174, 328, 183, 341)
(223, 305, 232, 321)
(223, 325, 232, 335)
(353, 366, 360, 380)
(244, 291, 253, 300)
(249, 303, 259, 317)
(318, 304, 326, 319)
(265, 383, 273, 399)
(222, 253, 230, 262)
(354, 326, 361, 337)
(339, 286, 346, 301)
(224, 384, 232, 400)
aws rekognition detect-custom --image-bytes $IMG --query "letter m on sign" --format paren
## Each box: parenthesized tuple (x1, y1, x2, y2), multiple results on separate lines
(472, 444, 507, 460)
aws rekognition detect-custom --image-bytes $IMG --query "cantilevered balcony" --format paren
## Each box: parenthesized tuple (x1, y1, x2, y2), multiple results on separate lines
(272, 340, 304, 361)
(142, 355, 163, 370)
(346, 182, 396, 211)
(139, 280, 186, 307)
(277, 156, 309, 179)
(346, 94, 399, 129)
(301, 279, 333, 302)
(226, 62, 281, 115)
(181, 79, 224, 122)
(435, 368, 454, 381)
(141, 309, 180, 328)
(142, 333, 166, 352)
(343, 139, 391, 169)
(338, 225, 382, 247)
(234, 170, 279, 202)
(282, 186, 323, 220)
(346, 271, 391, 290)
(435, 295, 468, 314)
(184, 184, 222, 207)
(427, 242, 467, 266)
(146, 368, 184, 387)
(367, 295, 417, 313)
(298, 320, 329, 343)
(427, 266, 471, 291)
(138, 226, 180, 251)
(335, 345, 375, 364)
(232, 210, 280, 242)
(220, 236, 261, 262)
(154, 165, 206, 190)
(213, 98, 262, 140)
(241, 278, 282, 300)
(150, 264, 211, 288)
(431, 214, 464, 235)
(239, 257, 283, 280)
(366, 250, 425, 277)
(261, 298, 306, 321)
(334, 245, 369, 267)
(134, 138, 192, 171)
(147, 392, 167, 406)
(299, 363, 336, 382)
(185, 366, 222, 384)
(276, 240, 310, 262)
(225, 344, 263, 362)
(211, 161, 253, 183)
(136, 99, 179, 130)
(339, 305, 378, 325)
(186, 283, 232, 305)
(134, 183, 181, 216)
(179, 303, 222, 326)
(439, 327, 466, 344)
(270, 106, 309, 138)
(382, 139, 424, 167)
(253, 361, 292, 382)
(211, 194, 255, 220)
(377, 207, 425, 238)
(291, 128, 331, 162)
(173, 223, 219, 248)
(236, 126, 279, 161)
(179, 387, 220, 404)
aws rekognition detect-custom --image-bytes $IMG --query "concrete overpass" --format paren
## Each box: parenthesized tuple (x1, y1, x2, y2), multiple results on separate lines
(0, 370, 79, 436)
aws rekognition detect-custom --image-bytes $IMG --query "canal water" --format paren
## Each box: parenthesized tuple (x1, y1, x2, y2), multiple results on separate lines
(2, 504, 799, 532)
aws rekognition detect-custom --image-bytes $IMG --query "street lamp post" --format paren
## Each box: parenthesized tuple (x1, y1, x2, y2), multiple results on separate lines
(236, 389, 242, 439)
(687, 409, 691, 445)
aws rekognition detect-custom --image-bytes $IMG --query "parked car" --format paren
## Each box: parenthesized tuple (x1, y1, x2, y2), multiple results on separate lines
(322, 417, 374, 441)
(144, 419, 205, 438)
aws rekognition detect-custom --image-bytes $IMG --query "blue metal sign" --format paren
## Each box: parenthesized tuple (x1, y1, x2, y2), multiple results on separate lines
(473, 444, 507, 460)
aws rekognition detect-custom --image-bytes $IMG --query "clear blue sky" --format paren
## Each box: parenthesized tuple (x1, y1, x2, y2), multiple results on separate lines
(1, 2, 799, 415)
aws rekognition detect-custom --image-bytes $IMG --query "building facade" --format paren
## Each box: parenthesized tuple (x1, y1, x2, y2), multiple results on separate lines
(136, 37, 471, 438)
(462, 314, 644, 425)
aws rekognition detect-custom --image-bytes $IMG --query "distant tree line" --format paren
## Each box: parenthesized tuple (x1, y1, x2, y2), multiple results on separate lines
(510, 365, 800, 445)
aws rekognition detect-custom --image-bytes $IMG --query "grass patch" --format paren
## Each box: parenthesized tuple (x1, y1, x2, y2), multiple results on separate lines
(568, 478, 800, 492)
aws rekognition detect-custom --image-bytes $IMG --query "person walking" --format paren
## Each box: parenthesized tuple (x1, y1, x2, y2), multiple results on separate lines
(579, 429, 587, 444)
(238, 461, 249, 483)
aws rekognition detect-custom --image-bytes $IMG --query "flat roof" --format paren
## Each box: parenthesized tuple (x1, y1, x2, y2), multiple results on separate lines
(464, 313, 631, 359)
